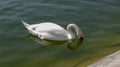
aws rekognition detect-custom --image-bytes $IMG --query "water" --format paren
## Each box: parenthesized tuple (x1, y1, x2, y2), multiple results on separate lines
(0, 0, 120, 67)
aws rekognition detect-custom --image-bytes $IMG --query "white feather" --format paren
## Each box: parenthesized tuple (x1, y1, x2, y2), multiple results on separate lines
(22, 21, 83, 41)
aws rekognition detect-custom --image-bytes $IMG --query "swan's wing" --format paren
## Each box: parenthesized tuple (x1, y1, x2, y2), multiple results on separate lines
(35, 23, 68, 40)
(40, 29, 68, 40)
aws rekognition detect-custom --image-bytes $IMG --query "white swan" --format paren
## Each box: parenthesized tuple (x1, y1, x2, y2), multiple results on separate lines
(22, 21, 84, 42)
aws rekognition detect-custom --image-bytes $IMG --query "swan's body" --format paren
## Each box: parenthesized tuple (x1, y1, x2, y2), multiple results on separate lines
(22, 21, 83, 42)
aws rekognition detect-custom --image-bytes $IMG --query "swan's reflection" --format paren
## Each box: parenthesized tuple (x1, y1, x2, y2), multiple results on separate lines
(27, 34, 83, 50)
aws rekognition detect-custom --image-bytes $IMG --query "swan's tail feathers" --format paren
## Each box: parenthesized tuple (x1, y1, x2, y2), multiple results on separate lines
(21, 20, 30, 27)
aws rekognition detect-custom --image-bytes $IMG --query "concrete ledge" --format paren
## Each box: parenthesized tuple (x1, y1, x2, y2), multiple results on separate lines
(88, 50, 120, 67)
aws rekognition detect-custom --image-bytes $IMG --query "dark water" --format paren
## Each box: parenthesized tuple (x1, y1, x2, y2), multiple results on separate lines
(0, 0, 120, 67)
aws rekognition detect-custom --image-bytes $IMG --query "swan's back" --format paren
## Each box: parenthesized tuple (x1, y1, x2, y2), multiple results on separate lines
(34, 22, 68, 40)
(35, 23, 64, 31)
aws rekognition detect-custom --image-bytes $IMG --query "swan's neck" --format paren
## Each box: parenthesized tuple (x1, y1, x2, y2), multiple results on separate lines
(67, 24, 83, 39)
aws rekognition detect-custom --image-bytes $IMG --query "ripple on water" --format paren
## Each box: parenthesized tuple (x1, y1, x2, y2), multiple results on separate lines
(0, 0, 120, 67)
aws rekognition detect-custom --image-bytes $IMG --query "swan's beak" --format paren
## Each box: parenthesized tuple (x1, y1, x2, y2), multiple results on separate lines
(79, 36, 84, 43)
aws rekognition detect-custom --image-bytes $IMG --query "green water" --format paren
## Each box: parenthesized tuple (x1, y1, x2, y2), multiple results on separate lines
(0, 0, 120, 67)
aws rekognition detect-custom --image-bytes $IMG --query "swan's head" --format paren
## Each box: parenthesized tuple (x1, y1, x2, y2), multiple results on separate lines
(67, 35, 84, 51)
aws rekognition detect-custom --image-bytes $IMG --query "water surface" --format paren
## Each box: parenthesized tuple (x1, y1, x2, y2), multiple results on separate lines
(0, 0, 120, 67)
